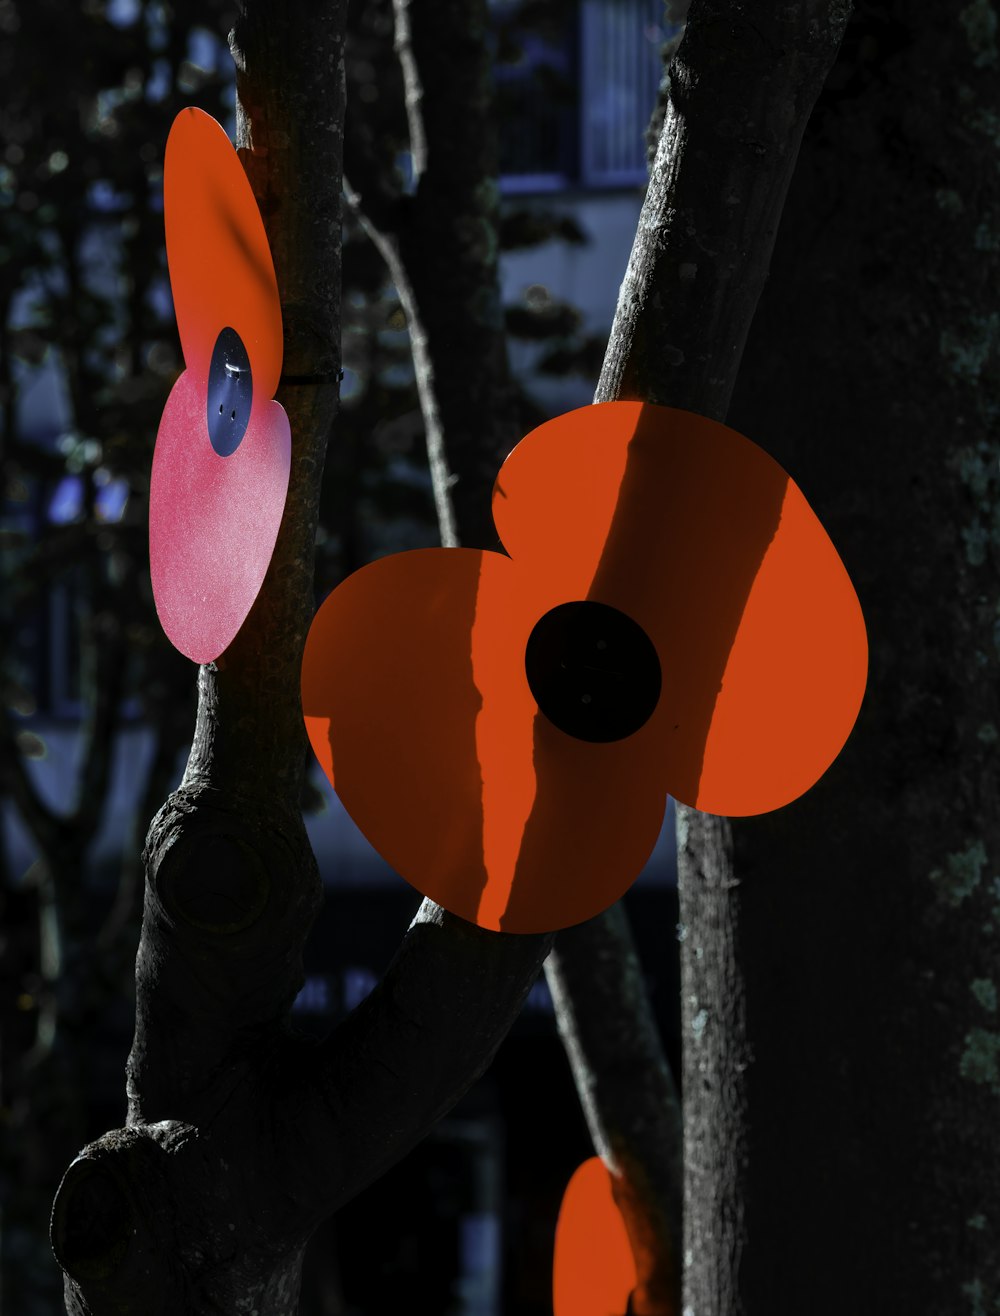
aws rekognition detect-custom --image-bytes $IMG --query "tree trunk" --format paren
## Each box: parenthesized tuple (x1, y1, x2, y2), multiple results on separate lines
(592, 1, 857, 1311)
(702, 3, 1000, 1309)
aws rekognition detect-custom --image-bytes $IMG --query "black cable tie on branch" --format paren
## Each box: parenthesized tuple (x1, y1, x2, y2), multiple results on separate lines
(279, 369, 345, 385)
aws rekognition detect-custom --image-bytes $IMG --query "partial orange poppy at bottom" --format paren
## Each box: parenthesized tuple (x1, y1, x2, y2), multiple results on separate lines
(553, 1157, 636, 1316)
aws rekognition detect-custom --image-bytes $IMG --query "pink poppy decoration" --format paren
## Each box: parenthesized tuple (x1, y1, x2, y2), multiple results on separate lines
(149, 107, 290, 663)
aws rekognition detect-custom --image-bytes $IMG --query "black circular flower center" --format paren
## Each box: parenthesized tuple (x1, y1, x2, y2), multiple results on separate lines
(524, 600, 661, 743)
(207, 326, 252, 457)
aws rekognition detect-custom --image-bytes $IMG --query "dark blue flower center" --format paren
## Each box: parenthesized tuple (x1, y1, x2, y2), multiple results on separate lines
(525, 600, 661, 743)
(207, 326, 252, 457)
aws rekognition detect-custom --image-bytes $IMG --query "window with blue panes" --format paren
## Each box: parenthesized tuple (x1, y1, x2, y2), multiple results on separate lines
(493, 0, 676, 192)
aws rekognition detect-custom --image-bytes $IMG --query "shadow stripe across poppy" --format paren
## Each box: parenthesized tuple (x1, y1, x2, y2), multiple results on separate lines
(301, 401, 868, 933)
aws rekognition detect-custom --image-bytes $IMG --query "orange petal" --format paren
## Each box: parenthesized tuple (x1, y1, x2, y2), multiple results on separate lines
(164, 107, 282, 397)
(301, 549, 665, 932)
(494, 402, 867, 814)
(553, 1158, 636, 1316)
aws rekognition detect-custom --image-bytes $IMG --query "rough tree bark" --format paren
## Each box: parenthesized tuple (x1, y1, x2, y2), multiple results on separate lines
(701, 2, 1000, 1311)
(594, 1, 855, 1312)
(48, 6, 552, 1313)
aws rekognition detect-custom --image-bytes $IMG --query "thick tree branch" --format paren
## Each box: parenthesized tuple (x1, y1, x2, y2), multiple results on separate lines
(598, 1, 852, 420)
(547, 904, 683, 1316)
(594, 3, 853, 1312)
(94, 707, 188, 967)
(269, 900, 553, 1229)
(53, 6, 554, 1310)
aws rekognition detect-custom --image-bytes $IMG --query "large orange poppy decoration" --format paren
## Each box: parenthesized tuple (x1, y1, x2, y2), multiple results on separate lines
(149, 107, 290, 664)
(301, 402, 867, 932)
